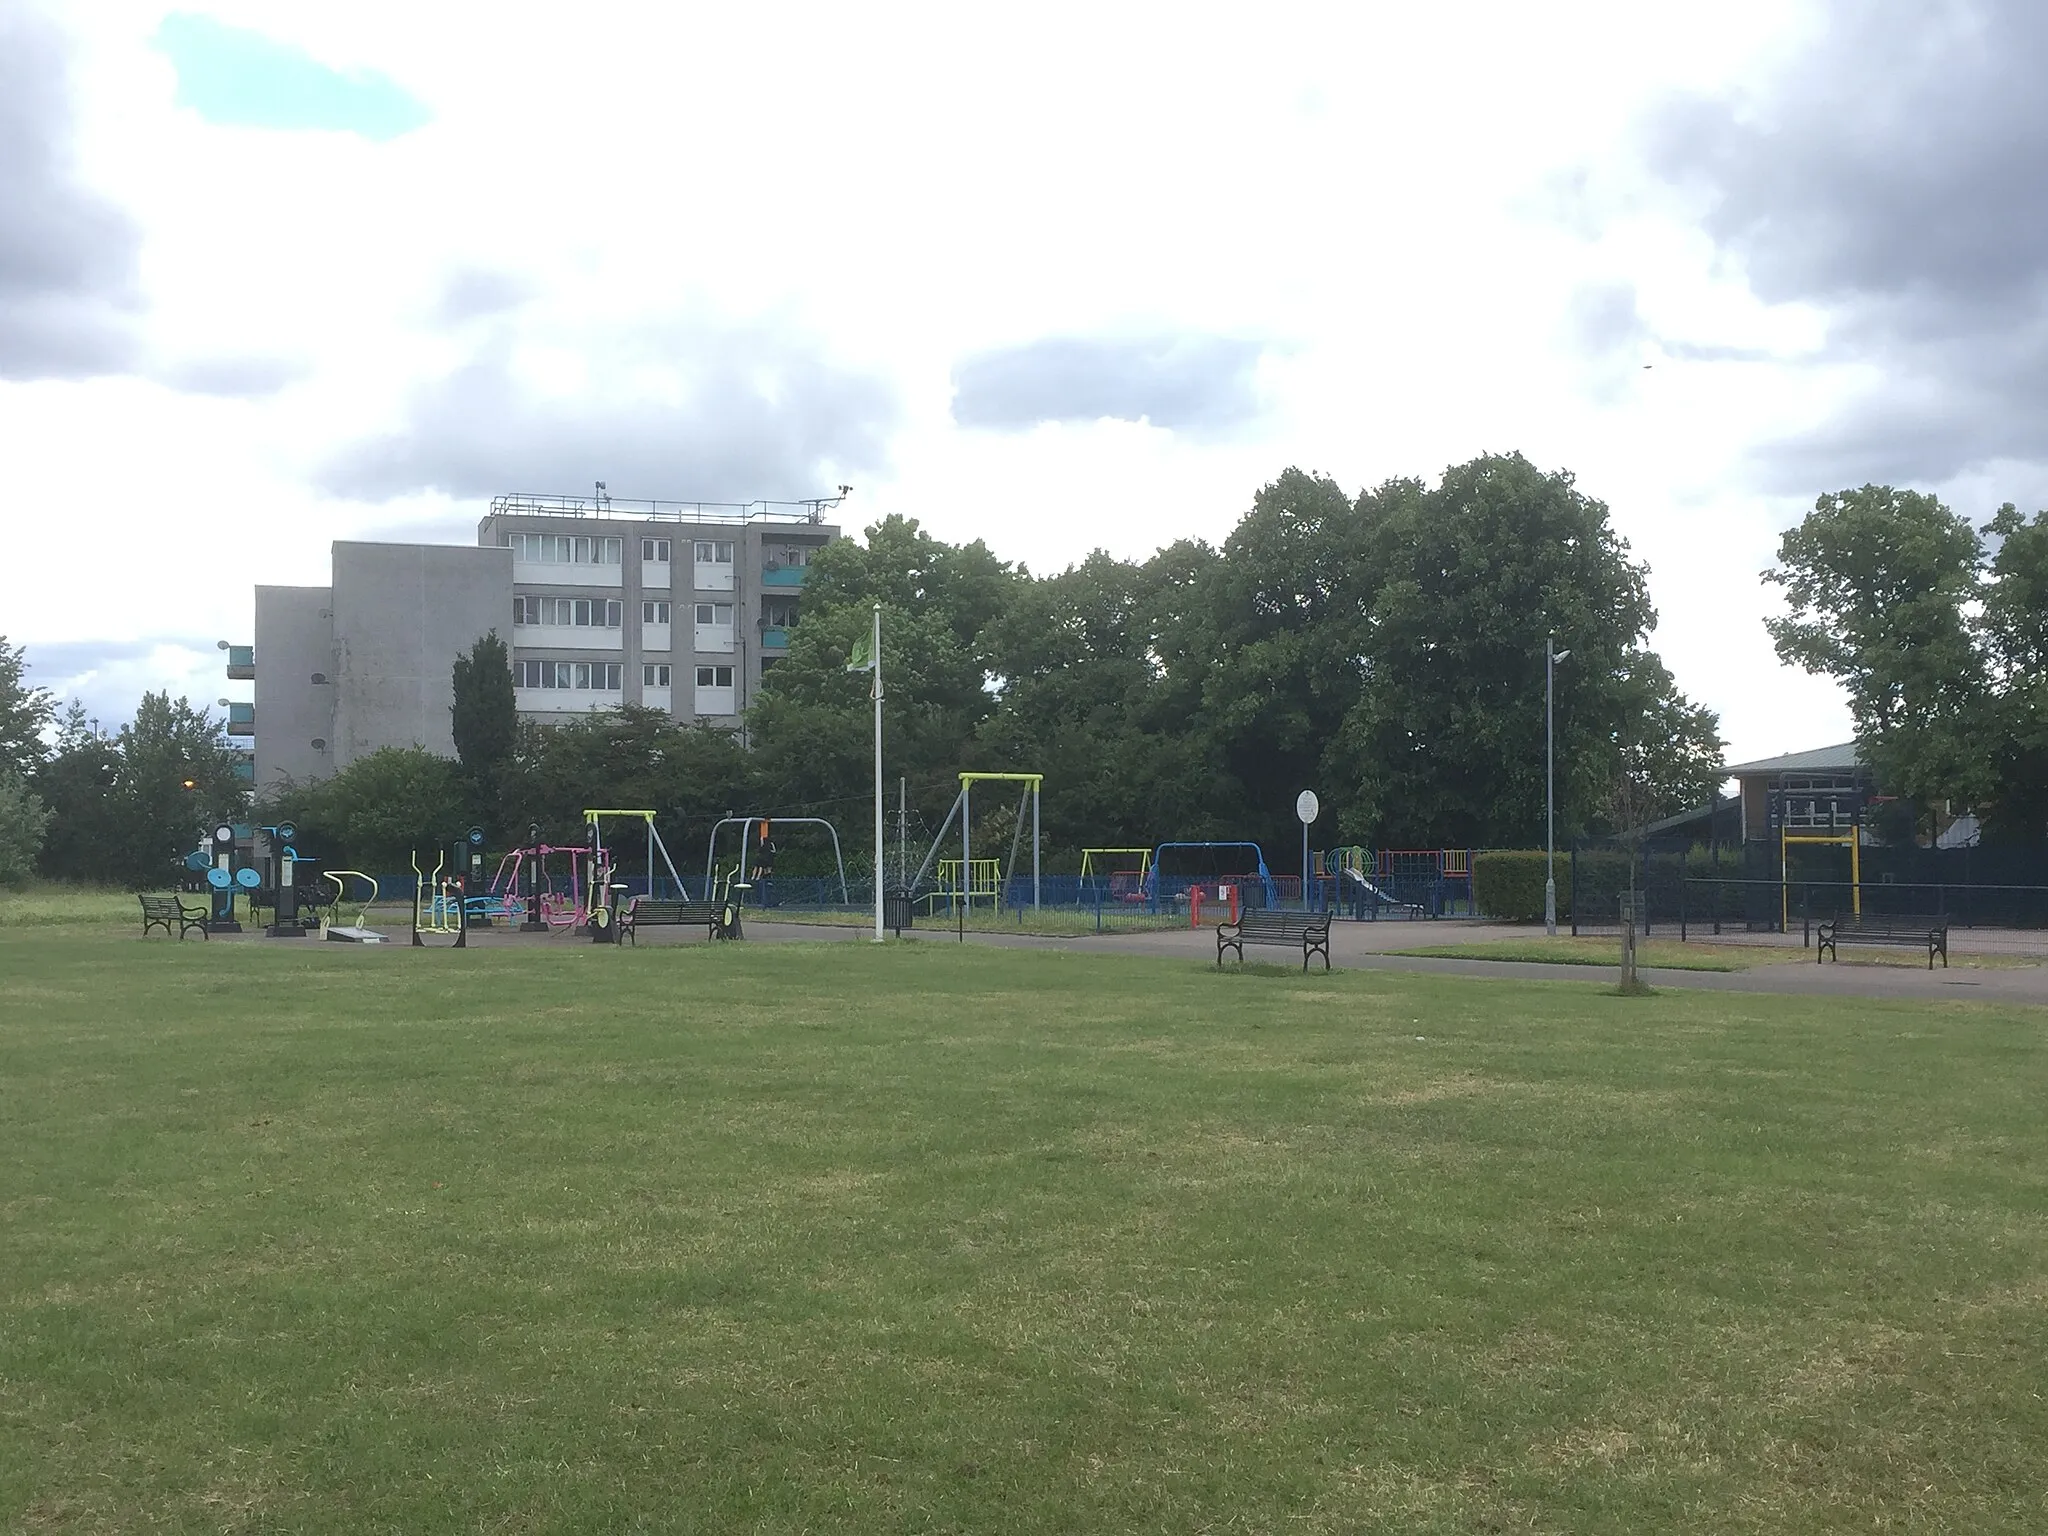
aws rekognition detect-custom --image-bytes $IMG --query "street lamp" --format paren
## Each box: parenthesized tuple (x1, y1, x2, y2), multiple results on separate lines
(1546, 635, 1572, 938)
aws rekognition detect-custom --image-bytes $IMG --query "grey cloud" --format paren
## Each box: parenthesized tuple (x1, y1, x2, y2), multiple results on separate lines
(1566, 279, 1649, 360)
(434, 267, 532, 325)
(0, 2, 142, 378)
(318, 322, 898, 503)
(951, 334, 1267, 435)
(154, 353, 308, 398)
(1645, 0, 2048, 485)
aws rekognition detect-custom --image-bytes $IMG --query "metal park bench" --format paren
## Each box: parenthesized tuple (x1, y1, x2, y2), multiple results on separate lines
(619, 897, 740, 944)
(1217, 909, 1332, 971)
(1815, 913, 1949, 969)
(139, 894, 211, 940)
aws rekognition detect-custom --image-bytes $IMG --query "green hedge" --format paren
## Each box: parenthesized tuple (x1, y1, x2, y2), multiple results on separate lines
(1473, 850, 1568, 922)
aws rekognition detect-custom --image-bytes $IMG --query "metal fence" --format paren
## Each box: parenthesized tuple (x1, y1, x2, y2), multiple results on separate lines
(1568, 875, 2048, 957)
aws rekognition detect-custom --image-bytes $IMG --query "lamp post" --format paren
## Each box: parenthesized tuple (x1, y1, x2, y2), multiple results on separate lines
(1545, 635, 1572, 937)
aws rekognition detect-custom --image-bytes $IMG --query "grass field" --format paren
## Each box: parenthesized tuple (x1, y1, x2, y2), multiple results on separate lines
(5, 930, 2048, 1531)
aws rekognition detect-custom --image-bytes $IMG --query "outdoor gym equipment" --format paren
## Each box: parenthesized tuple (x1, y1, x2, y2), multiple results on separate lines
(583, 809, 687, 942)
(259, 822, 309, 938)
(321, 871, 385, 943)
(489, 842, 588, 932)
(202, 822, 248, 932)
(703, 816, 849, 904)
(908, 772, 1043, 914)
(411, 851, 468, 948)
(1144, 842, 1279, 911)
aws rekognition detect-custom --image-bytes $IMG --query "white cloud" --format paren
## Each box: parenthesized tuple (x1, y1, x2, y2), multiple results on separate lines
(2, 0, 1876, 758)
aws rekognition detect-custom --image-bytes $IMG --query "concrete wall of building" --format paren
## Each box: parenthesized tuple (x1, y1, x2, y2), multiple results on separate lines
(330, 542, 512, 766)
(252, 585, 336, 793)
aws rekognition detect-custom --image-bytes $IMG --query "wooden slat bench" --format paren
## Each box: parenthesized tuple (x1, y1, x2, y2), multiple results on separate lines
(620, 898, 739, 944)
(139, 894, 211, 940)
(1816, 913, 1948, 968)
(1217, 909, 1332, 971)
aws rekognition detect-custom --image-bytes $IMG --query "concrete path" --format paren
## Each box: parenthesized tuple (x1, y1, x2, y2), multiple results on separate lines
(740, 917, 2048, 1007)
(220, 912, 2048, 1007)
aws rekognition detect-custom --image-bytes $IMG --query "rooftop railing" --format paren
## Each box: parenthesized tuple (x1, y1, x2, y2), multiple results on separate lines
(487, 491, 845, 526)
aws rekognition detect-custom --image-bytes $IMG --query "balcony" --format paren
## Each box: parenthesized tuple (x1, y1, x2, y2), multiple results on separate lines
(226, 702, 254, 738)
(231, 757, 255, 782)
(694, 622, 735, 654)
(643, 559, 671, 590)
(761, 625, 790, 649)
(513, 557, 622, 589)
(642, 622, 671, 653)
(225, 644, 254, 680)
(514, 688, 624, 717)
(512, 624, 621, 652)
(761, 564, 807, 588)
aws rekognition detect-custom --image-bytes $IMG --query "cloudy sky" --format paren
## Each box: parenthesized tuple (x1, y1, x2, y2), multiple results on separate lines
(3, 0, 2037, 763)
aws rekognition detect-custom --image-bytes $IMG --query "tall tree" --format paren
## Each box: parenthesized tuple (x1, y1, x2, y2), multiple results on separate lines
(0, 766, 50, 885)
(0, 636, 55, 779)
(1977, 503, 2048, 839)
(451, 630, 518, 817)
(32, 702, 124, 882)
(113, 693, 248, 886)
(1332, 454, 1720, 846)
(1764, 486, 1988, 820)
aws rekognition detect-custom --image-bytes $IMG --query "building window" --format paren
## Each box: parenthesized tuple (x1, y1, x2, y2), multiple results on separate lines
(644, 664, 671, 687)
(694, 602, 733, 625)
(642, 600, 671, 624)
(517, 660, 623, 690)
(507, 533, 622, 564)
(695, 665, 734, 688)
(694, 540, 735, 563)
(641, 537, 671, 562)
(518, 597, 622, 627)
(761, 596, 799, 627)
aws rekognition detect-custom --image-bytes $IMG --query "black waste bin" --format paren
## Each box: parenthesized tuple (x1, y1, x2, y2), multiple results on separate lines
(884, 890, 914, 934)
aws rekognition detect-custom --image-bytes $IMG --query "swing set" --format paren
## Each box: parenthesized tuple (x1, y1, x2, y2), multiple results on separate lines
(1080, 847, 1153, 904)
(908, 772, 1043, 915)
(582, 809, 688, 941)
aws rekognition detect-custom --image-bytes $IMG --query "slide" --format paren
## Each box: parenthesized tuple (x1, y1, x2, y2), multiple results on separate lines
(1342, 868, 1420, 917)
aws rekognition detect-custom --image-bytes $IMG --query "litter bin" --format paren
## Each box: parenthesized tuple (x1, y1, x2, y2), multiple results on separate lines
(884, 889, 914, 934)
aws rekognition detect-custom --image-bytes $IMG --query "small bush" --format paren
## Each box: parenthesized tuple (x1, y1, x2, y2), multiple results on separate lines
(1473, 850, 1569, 922)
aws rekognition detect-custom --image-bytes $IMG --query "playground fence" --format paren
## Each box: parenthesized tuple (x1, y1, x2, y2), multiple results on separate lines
(1567, 876, 2048, 958)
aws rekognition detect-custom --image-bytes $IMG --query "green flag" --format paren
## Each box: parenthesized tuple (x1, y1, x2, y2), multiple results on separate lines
(846, 633, 874, 672)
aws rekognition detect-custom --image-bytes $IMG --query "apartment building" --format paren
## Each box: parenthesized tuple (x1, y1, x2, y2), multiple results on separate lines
(240, 492, 840, 791)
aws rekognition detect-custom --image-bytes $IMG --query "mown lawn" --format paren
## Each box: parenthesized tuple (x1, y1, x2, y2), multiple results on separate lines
(3, 929, 2046, 1532)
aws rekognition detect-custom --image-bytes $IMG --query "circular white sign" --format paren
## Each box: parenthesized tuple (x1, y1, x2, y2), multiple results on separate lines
(1296, 790, 1320, 824)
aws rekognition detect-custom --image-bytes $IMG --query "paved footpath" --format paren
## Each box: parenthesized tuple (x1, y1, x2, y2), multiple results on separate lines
(741, 917, 2048, 1007)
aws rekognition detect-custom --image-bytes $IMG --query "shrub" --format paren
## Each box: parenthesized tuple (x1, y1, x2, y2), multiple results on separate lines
(1473, 850, 1568, 922)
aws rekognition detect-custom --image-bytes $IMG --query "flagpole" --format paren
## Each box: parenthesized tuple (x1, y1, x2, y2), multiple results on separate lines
(872, 602, 884, 943)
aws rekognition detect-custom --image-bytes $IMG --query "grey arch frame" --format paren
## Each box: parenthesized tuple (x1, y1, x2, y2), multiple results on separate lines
(704, 816, 849, 903)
